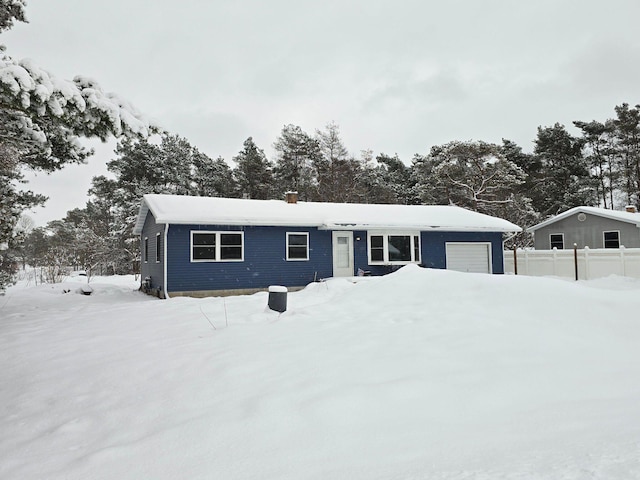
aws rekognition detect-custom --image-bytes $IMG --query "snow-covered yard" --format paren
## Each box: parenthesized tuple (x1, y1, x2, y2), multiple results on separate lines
(2, 266, 640, 479)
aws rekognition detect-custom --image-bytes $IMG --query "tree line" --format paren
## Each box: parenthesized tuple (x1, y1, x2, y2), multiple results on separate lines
(12, 105, 640, 281)
(2, 2, 640, 289)
(0, 1, 155, 290)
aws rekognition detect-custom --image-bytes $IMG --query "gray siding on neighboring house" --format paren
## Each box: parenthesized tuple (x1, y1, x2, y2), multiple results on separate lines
(533, 212, 640, 249)
(139, 210, 166, 296)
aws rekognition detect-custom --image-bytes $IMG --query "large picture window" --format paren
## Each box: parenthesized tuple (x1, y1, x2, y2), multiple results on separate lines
(368, 232, 421, 265)
(191, 231, 244, 262)
(287, 232, 309, 261)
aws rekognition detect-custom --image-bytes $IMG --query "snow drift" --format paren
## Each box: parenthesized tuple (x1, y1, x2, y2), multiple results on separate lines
(1, 266, 640, 479)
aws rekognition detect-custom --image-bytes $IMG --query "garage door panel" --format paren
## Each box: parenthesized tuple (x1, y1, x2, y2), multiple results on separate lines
(446, 243, 491, 273)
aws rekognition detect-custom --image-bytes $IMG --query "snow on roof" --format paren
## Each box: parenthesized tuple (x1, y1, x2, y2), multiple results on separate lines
(133, 194, 522, 235)
(528, 206, 640, 232)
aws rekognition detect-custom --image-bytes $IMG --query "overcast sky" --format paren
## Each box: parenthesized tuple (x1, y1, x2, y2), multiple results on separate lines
(5, 0, 640, 225)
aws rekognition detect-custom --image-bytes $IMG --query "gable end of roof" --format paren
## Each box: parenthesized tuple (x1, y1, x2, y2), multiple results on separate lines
(528, 206, 640, 232)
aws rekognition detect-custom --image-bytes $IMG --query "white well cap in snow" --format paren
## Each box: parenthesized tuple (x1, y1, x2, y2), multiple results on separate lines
(268, 285, 288, 293)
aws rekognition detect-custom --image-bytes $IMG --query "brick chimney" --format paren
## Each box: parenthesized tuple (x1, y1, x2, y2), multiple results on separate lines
(285, 191, 298, 204)
(625, 205, 637, 213)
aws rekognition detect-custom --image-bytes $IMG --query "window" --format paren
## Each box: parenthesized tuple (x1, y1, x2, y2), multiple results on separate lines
(143, 237, 149, 263)
(220, 233, 243, 260)
(191, 231, 244, 262)
(155, 233, 161, 263)
(370, 235, 384, 262)
(368, 233, 421, 264)
(603, 231, 620, 248)
(287, 232, 309, 261)
(549, 233, 564, 249)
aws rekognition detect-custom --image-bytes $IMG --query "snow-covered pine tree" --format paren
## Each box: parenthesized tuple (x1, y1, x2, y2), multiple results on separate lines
(413, 140, 537, 244)
(0, 2, 157, 290)
(533, 124, 595, 216)
(232, 137, 275, 200)
(573, 119, 619, 210)
(86, 134, 223, 274)
(611, 103, 640, 208)
(272, 124, 320, 201)
(192, 152, 236, 198)
(413, 141, 521, 212)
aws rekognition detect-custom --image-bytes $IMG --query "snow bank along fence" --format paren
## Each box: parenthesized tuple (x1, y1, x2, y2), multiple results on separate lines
(504, 246, 640, 280)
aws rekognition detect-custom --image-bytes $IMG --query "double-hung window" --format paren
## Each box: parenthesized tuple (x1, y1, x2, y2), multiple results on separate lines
(191, 231, 244, 262)
(286, 232, 309, 261)
(549, 233, 564, 249)
(603, 231, 620, 248)
(368, 232, 421, 265)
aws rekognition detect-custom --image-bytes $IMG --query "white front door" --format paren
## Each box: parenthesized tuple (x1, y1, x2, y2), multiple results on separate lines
(332, 231, 354, 277)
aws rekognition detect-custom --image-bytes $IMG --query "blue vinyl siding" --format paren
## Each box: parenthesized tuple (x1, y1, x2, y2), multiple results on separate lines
(420, 231, 505, 273)
(139, 211, 166, 294)
(166, 225, 333, 293)
(161, 223, 506, 295)
(353, 229, 504, 274)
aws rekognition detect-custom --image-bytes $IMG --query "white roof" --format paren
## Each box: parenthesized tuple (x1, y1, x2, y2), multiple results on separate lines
(133, 194, 521, 235)
(528, 206, 640, 232)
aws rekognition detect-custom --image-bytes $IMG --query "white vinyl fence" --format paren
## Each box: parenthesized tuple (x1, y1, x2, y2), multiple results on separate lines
(504, 247, 640, 280)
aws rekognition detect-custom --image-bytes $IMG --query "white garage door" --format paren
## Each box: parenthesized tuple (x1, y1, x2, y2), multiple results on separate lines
(445, 242, 492, 273)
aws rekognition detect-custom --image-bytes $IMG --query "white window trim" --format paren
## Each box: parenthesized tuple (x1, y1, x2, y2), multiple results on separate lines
(286, 232, 309, 261)
(155, 233, 161, 263)
(603, 230, 620, 248)
(190, 230, 244, 263)
(367, 231, 421, 265)
(549, 233, 564, 250)
(143, 236, 149, 263)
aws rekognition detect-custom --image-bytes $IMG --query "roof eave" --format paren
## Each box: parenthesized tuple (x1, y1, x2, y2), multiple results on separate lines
(323, 224, 521, 232)
(528, 207, 640, 232)
(154, 218, 324, 228)
(132, 201, 150, 236)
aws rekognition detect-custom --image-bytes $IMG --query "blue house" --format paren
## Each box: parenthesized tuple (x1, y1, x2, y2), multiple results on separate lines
(133, 193, 521, 298)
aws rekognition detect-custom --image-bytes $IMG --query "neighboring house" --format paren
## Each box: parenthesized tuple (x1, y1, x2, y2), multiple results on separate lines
(528, 206, 640, 250)
(133, 193, 521, 298)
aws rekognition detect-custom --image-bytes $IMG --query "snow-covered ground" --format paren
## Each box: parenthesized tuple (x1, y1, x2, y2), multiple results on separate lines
(2, 266, 640, 479)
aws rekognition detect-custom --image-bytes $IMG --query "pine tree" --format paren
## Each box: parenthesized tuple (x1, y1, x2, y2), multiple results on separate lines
(412, 140, 538, 246)
(612, 103, 640, 208)
(414, 141, 521, 212)
(0, 2, 156, 290)
(0, 1, 25, 32)
(358, 153, 416, 204)
(155, 134, 198, 195)
(533, 124, 595, 216)
(192, 152, 236, 198)
(272, 125, 320, 200)
(376, 153, 415, 204)
(573, 120, 618, 209)
(313, 122, 348, 202)
(232, 137, 275, 200)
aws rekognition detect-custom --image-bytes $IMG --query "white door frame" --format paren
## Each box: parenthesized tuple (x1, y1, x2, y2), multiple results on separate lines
(332, 231, 354, 277)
